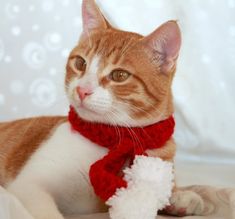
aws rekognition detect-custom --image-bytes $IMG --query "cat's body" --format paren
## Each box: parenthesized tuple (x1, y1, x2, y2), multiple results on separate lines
(0, 0, 205, 218)
(0, 117, 176, 218)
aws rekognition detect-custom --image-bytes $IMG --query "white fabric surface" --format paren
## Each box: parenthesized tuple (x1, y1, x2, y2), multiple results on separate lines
(0, 187, 33, 219)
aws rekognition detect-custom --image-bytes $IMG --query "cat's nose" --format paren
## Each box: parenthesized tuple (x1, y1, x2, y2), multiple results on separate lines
(76, 86, 93, 101)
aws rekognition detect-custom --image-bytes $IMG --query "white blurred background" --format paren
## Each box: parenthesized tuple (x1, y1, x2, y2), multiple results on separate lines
(0, 0, 235, 186)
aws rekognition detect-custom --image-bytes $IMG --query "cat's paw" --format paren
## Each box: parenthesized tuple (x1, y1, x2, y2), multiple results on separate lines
(163, 190, 204, 216)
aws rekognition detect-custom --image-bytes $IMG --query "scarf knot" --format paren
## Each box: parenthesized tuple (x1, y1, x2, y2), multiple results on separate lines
(68, 106, 175, 201)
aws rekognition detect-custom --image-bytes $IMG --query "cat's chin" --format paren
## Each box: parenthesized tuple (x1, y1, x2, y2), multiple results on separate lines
(74, 106, 109, 124)
(71, 103, 167, 127)
(73, 106, 126, 126)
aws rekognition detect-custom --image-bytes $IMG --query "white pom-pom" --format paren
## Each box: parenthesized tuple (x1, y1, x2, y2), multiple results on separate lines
(106, 156, 174, 219)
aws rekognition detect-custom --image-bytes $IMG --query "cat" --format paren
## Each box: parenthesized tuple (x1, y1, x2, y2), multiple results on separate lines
(0, 0, 205, 218)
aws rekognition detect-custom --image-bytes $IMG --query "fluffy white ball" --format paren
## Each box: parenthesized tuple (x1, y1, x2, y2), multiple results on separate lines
(106, 156, 174, 219)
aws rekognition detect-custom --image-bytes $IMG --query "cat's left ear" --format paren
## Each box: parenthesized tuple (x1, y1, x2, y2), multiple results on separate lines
(142, 20, 181, 74)
(82, 0, 111, 35)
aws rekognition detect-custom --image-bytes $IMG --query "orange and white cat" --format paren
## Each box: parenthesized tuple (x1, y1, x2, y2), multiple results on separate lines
(0, 0, 205, 219)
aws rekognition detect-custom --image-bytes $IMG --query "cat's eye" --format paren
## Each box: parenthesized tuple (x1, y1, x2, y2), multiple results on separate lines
(110, 70, 131, 82)
(75, 56, 87, 72)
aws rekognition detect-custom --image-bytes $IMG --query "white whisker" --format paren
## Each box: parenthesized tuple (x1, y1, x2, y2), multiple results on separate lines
(108, 107, 144, 152)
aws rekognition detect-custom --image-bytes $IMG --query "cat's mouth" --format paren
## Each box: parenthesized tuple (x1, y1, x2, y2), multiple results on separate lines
(71, 93, 100, 116)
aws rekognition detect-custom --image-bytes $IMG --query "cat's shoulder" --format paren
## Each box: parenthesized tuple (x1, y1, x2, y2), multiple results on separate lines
(0, 115, 67, 144)
(0, 116, 67, 184)
(0, 115, 67, 130)
(0, 115, 67, 145)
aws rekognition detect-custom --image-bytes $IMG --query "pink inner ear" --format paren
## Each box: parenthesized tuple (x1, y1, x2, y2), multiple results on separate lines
(83, 9, 96, 30)
(144, 21, 181, 73)
(159, 21, 181, 60)
(82, 0, 107, 33)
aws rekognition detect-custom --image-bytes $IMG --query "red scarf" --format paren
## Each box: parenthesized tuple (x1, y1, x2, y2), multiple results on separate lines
(68, 106, 175, 201)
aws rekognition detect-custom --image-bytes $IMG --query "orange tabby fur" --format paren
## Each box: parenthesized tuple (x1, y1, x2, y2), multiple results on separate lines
(67, 28, 175, 122)
(0, 117, 66, 185)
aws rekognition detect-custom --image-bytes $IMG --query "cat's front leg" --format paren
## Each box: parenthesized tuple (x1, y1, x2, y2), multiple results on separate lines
(7, 181, 64, 219)
(146, 139, 205, 216)
(163, 189, 205, 216)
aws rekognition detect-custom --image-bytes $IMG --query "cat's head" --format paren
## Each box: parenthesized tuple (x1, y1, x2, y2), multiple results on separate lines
(65, 0, 181, 127)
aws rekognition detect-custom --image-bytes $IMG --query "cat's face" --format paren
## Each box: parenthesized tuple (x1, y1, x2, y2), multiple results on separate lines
(65, 0, 181, 127)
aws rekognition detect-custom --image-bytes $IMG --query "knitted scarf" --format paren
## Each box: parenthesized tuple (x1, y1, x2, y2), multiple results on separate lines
(68, 106, 175, 201)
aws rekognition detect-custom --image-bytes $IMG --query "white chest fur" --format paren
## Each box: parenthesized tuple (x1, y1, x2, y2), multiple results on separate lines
(10, 122, 108, 215)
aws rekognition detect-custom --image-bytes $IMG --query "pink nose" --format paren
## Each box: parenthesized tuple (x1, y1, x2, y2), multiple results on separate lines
(76, 86, 93, 101)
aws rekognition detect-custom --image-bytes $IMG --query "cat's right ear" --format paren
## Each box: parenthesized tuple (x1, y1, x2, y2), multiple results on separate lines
(82, 0, 111, 36)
